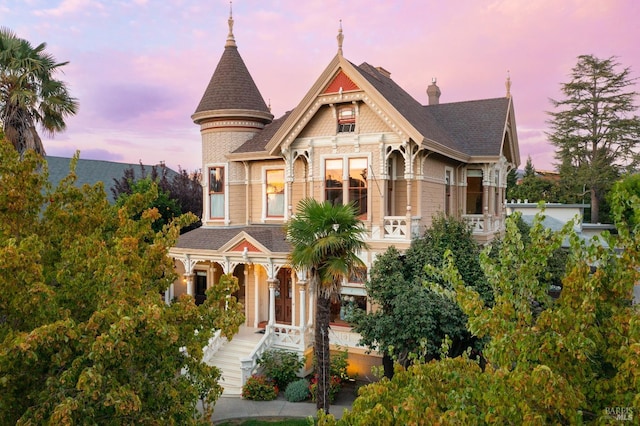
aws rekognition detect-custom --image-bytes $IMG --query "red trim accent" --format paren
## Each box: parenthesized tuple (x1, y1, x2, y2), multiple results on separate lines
(323, 71, 359, 94)
(230, 240, 261, 253)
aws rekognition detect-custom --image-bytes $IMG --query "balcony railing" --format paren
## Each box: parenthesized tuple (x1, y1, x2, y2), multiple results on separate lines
(462, 214, 503, 234)
(370, 216, 421, 240)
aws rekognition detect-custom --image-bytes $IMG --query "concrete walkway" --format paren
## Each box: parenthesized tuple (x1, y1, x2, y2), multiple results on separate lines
(211, 384, 358, 424)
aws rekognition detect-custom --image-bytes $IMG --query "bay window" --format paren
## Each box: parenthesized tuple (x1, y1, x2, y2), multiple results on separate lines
(324, 157, 368, 218)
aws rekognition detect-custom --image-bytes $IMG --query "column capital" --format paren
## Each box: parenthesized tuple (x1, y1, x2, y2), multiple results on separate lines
(267, 279, 279, 290)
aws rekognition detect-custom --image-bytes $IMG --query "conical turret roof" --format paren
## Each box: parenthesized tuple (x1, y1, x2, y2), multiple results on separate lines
(193, 11, 271, 123)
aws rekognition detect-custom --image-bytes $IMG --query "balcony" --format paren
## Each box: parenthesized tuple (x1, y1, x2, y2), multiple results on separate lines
(370, 216, 421, 241)
(462, 214, 504, 237)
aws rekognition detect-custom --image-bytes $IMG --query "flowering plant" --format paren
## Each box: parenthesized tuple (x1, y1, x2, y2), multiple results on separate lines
(309, 374, 342, 403)
(242, 374, 278, 400)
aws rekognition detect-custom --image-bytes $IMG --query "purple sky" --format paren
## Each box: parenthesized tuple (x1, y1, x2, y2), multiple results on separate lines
(3, 0, 639, 172)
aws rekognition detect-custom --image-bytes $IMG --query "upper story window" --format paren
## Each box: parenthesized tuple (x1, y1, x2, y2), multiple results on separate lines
(324, 157, 368, 219)
(209, 166, 225, 219)
(337, 105, 356, 133)
(265, 169, 285, 217)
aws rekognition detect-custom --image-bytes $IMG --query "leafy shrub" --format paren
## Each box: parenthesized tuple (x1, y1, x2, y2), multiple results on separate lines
(312, 348, 351, 382)
(329, 349, 350, 381)
(241, 374, 278, 401)
(309, 375, 342, 403)
(284, 378, 311, 402)
(257, 349, 305, 389)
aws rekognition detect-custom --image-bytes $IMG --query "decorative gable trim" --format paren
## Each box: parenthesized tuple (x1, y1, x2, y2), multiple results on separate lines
(265, 56, 424, 157)
(230, 240, 261, 253)
(218, 231, 271, 254)
(323, 70, 359, 94)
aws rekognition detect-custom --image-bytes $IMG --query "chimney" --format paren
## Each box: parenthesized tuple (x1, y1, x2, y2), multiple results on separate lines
(427, 78, 441, 105)
(375, 66, 391, 78)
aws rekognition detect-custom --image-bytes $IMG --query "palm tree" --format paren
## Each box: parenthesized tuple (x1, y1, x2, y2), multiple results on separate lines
(0, 27, 78, 156)
(286, 198, 368, 414)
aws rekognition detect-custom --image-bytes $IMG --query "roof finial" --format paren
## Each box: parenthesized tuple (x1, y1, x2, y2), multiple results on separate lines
(505, 70, 512, 98)
(226, 1, 236, 48)
(337, 20, 344, 56)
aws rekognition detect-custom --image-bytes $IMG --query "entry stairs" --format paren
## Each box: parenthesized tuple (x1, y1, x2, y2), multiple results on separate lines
(204, 328, 263, 396)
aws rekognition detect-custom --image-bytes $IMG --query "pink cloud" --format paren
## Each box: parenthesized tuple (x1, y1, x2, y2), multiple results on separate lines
(7, 0, 640, 174)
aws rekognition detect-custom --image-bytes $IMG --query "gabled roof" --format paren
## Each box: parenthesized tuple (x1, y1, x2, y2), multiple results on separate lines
(46, 156, 178, 203)
(353, 62, 462, 152)
(174, 225, 290, 253)
(220, 48, 515, 164)
(426, 97, 512, 157)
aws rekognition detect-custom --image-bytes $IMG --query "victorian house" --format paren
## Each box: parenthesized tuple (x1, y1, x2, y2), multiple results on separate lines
(168, 12, 520, 394)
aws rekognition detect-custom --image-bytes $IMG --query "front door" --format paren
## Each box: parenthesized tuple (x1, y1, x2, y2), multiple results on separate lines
(275, 268, 292, 324)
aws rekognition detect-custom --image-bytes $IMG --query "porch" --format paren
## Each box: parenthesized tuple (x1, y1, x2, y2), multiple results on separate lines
(202, 323, 367, 396)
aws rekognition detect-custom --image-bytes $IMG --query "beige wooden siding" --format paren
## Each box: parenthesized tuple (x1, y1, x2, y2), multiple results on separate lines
(357, 103, 389, 133)
(297, 102, 392, 139)
(298, 105, 335, 138)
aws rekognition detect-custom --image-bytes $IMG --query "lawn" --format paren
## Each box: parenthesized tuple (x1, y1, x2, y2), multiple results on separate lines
(217, 419, 313, 426)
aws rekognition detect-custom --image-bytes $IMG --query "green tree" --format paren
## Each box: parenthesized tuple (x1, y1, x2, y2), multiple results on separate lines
(507, 156, 558, 203)
(321, 207, 640, 425)
(506, 167, 518, 200)
(0, 138, 244, 424)
(112, 163, 203, 232)
(609, 173, 640, 233)
(350, 216, 489, 375)
(548, 54, 640, 223)
(116, 177, 182, 233)
(285, 199, 368, 414)
(0, 27, 78, 155)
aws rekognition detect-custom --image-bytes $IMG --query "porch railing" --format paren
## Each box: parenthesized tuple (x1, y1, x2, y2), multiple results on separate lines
(462, 214, 504, 234)
(239, 331, 274, 386)
(271, 324, 310, 351)
(201, 330, 225, 365)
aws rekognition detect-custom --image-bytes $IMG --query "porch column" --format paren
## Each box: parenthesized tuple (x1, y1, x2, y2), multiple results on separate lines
(298, 280, 308, 328)
(307, 285, 315, 327)
(483, 170, 490, 230)
(268, 279, 278, 325)
(254, 267, 260, 327)
(164, 283, 174, 305)
(184, 273, 194, 296)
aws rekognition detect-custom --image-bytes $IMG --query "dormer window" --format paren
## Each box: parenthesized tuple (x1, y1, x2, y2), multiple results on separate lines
(337, 105, 356, 133)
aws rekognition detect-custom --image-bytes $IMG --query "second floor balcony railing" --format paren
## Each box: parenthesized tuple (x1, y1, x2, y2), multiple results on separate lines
(462, 214, 503, 234)
(369, 216, 421, 241)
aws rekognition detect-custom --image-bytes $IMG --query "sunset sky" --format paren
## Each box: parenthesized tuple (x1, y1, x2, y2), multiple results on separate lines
(2, 0, 639, 172)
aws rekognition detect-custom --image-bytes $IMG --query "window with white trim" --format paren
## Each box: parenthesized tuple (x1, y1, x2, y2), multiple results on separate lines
(209, 166, 225, 219)
(265, 169, 285, 217)
(324, 157, 368, 218)
(337, 105, 356, 133)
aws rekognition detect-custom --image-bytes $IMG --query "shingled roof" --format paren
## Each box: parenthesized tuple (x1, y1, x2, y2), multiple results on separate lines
(220, 59, 510, 160)
(233, 111, 293, 154)
(193, 31, 269, 115)
(46, 156, 179, 203)
(354, 62, 462, 151)
(175, 225, 290, 253)
(426, 97, 510, 157)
